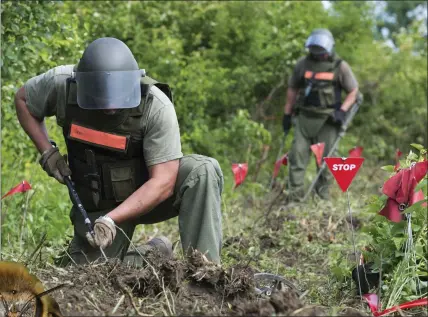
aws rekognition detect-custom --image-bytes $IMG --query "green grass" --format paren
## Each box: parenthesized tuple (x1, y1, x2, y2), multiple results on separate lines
(1, 153, 425, 315)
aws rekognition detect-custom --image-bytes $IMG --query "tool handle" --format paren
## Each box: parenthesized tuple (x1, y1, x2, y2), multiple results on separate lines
(49, 140, 95, 237)
(64, 176, 95, 235)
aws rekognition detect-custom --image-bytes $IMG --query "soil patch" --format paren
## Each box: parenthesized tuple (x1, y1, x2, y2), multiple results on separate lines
(34, 250, 257, 315)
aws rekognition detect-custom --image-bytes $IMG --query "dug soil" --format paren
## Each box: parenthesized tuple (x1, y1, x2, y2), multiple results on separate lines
(35, 248, 367, 316)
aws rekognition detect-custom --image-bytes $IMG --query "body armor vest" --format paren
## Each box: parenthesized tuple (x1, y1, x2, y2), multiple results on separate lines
(63, 76, 173, 212)
(298, 54, 342, 109)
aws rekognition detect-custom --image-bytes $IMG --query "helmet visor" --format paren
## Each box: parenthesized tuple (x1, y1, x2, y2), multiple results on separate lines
(305, 34, 334, 54)
(75, 70, 143, 110)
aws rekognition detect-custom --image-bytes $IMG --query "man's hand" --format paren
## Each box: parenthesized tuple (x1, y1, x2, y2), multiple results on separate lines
(86, 216, 116, 249)
(39, 147, 72, 184)
(332, 109, 346, 126)
(282, 114, 292, 135)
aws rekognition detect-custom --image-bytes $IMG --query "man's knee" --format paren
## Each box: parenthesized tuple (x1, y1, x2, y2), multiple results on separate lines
(176, 154, 224, 192)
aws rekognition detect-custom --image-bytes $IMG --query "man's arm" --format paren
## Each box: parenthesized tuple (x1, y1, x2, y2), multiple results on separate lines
(15, 86, 53, 154)
(284, 58, 304, 115)
(284, 87, 299, 115)
(340, 87, 358, 112)
(339, 61, 359, 112)
(106, 159, 179, 223)
(106, 89, 183, 224)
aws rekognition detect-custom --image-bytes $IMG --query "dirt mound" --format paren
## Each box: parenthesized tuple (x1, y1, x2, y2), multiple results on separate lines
(34, 250, 256, 315)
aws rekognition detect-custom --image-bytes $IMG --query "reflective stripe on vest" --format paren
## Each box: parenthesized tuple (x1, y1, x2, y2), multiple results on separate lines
(304, 71, 335, 81)
(69, 123, 128, 152)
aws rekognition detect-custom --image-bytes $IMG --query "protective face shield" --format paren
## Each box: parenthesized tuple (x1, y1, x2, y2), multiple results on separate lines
(308, 45, 328, 56)
(305, 29, 335, 56)
(75, 37, 145, 110)
(75, 68, 145, 110)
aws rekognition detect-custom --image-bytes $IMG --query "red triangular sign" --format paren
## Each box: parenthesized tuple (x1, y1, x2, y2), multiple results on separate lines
(324, 157, 364, 192)
(310, 143, 325, 167)
(231, 163, 248, 188)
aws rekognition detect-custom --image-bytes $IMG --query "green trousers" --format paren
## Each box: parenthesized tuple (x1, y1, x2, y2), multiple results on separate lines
(288, 115, 339, 200)
(57, 154, 224, 266)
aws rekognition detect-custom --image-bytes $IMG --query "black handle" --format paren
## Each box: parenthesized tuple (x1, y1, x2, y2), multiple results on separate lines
(64, 176, 94, 235)
(49, 140, 95, 237)
(64, 176, 95, 236)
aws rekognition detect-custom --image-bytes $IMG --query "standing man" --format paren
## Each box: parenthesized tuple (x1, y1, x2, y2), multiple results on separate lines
(282, 29, 359, 202)
(14, 37, 224, 266)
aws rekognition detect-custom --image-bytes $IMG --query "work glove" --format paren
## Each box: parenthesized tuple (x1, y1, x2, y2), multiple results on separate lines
(39, 147, 72, 184)
(332, 109, 346, 126)
(282, 114, 292, 135)
(86, 216, 116, 249)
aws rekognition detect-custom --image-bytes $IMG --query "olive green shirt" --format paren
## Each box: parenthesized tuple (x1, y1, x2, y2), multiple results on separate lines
(24, 65, 183, 166)
(288, 56, 359, 92)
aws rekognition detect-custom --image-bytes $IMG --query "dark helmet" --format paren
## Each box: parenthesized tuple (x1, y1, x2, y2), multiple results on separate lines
(305, 28, 335, 56)
(75, 37, 145, 110)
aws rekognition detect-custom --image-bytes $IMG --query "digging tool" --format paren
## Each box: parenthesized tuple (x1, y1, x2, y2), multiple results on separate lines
(63, 177, 95, 239)
(49, 141, 108, 261)
(253, 272, 302, 296)
(301, 98, 362, 203)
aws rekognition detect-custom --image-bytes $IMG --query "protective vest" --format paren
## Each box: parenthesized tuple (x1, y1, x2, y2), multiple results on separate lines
(298, 54, 342, 109)
(62, 76, 173, 212)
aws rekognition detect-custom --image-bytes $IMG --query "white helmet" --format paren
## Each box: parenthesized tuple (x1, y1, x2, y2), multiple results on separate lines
(305, 28, 335, 55)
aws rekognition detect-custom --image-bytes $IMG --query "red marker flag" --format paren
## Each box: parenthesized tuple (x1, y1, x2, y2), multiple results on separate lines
(379, 160, 428, 222)
(310, 142, 325, 167)
(394, 148, 402, 171)
(410, 189, 427, 207)
(363, 294, 379, 315)
(349, 146, 364, 158)
(272, 153, 288, 178)
(324, 157, 364, 192)
(232, 163, 248, 188)
(364, 293, 427, 317)
(378, 198, 403, 223)
(1, 180, 32, 199)
(395, 149, 402, 160)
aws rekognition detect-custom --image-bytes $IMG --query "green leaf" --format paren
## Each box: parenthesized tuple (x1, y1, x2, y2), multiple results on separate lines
(405, 200, 426, 214)
(410, 143, 424, 151)
(392, 237, 404, 250)
(415, 179, 427, 192)
(381, 165, 395, 172)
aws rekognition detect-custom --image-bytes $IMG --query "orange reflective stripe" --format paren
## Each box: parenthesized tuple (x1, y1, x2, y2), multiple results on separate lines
(314, 72, 334, 80)
(70, 124, 127, 150)
(304, 71, 313, 79)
